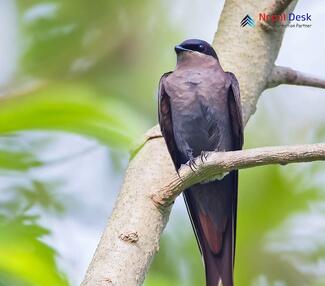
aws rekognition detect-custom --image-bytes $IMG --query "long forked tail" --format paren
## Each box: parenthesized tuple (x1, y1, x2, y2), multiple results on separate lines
(183, 171, 237, 286)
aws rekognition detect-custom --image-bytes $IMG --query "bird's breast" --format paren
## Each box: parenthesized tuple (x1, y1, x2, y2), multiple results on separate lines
(165, 69, 226, 107)
(164, 67, 232, 156)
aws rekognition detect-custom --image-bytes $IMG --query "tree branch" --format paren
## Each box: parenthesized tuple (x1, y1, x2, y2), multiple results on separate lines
(213, 1, 298, 125)
(266, 66, 325, 89)
(81, 137, 175, 286)
(151, 143, 325, 208)
(260, 0, 295, 31)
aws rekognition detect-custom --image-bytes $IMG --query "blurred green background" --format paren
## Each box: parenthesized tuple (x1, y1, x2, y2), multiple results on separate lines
(0, 0, 325, 285)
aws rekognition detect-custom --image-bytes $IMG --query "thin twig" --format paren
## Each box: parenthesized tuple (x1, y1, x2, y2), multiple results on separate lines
(151, 143, 325, 208)
(266, 66, 325, 89)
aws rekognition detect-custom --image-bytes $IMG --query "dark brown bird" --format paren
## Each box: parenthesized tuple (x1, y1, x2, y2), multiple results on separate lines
(158, 39, 243, 286)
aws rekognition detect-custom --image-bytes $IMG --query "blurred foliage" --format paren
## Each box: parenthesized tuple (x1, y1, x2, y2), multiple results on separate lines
(236, 165, 321, 285)
(0, 214, 68, 286)
(0, 0, 324, 285)
(0, 83, 143, 149)
(0, 150, 41, 171)
(0, 179, 67, 286)
(1, 0, 178, 285)
(16, 0, 178, 119)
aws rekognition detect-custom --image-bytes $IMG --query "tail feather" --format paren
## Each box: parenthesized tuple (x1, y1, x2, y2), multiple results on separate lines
(183, 171, 237, 286)
(204, 219, 234, 286)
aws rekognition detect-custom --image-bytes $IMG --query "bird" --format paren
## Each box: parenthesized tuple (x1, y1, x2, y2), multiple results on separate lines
(158, 39, 243, 286)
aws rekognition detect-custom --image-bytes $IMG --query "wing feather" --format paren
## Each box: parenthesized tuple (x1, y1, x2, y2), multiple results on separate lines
(158, 72, 181, 169)
(227, 72, 244, 150)
(226, 72, 244, 266)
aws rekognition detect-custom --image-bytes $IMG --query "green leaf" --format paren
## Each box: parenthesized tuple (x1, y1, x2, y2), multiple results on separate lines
(0, 83, 145, 149)
(0, 215, 68, 286)
(0, 150, 41, 171)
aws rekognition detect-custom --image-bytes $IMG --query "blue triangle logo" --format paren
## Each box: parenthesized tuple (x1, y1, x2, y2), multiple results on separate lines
(241, 15, 255, 27)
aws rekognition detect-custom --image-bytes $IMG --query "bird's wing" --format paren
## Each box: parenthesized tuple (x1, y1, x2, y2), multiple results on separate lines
(158, 72, 181, 169)
(227, 72, 244, 150)
(226, 72, 244, 266)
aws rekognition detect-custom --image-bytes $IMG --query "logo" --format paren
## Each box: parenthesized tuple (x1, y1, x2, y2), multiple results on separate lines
(240, 12, 312, 29)
(259, 12, 312, 28)
(259, 12, 311, 23)
(240, 15, 255, 27)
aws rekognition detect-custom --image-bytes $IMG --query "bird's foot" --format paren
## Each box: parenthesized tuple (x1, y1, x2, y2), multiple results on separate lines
(186, 157, 198, 173)
(200, 151, 209, 163)
(176, 171, 183, 181)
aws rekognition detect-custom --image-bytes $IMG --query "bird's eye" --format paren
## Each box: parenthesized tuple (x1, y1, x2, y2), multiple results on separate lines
(198, 44, 204, 51)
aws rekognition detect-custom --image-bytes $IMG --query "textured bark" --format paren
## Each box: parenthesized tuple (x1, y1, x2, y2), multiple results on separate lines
(264, 0, 294, 14)
(152, 143, 325, 208)
(266, 66, 325, 89)
(212, 0, 297, 124)
(80, 1, 314, 286)
(260, 0, 295, 31)
(82, 136, 175, 286)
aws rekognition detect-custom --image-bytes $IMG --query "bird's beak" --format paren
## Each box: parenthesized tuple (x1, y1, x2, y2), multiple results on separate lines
(175, 45, 189, 54)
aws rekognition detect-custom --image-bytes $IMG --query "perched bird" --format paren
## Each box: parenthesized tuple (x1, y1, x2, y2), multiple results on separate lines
(158, 39, 243, 286)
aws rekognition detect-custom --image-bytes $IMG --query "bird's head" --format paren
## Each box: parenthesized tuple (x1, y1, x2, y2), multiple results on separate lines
(174, 39, 218, 61)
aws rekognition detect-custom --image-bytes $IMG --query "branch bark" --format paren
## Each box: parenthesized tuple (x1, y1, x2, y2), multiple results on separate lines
(267, 66, 325, 89)
(264, 0, 294, 15)
(82, 135, 175, 286)
(260, 0, 295, 31)
(152, 143, 325, 208)
(212, 1, 297, 125)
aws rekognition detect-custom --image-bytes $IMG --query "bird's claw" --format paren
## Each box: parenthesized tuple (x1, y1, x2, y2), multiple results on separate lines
(200, 151, 209, 163)
(176, 171, 184, 181)
(186, 157, 198, 173)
